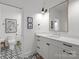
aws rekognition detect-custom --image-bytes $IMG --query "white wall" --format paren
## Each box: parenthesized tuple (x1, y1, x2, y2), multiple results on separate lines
(68, 0, 79, 38)
(34, 13, 49, 33)
(0, 0, 43, 56)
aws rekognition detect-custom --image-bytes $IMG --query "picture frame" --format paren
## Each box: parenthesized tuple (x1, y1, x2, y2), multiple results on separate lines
(51, 21, 54, 29)
(5, 18, 17, 33)
(27, 17, 33, 23)
(27, 17, 33, 29)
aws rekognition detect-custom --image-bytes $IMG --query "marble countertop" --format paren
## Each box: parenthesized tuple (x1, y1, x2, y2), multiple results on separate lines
(36, 33, 79, 46)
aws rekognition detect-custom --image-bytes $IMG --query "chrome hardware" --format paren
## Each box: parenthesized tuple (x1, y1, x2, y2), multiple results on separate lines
(63, 43, 72, 47)
(63, 50, 72, 55)
(37, 46, 40, 49)
(46, 43, 50, 46)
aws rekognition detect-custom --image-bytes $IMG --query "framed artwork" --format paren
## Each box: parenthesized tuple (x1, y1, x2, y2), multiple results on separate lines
(27, 17, 33, 23)
(5, 18, 17, 33)
(51, 21, 54, 29)
(27, 17, 33, 29)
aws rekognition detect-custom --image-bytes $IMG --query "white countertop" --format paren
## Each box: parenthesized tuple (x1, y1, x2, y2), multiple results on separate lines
(36, 33, 79, 46)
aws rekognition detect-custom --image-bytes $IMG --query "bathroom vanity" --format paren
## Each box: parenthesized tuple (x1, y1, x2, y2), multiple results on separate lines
(35, 0, 79, 59)
(35, 33, 79, 59)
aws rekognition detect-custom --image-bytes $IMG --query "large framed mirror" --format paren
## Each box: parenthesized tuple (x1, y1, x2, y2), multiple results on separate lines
(49, 0, 68, 32)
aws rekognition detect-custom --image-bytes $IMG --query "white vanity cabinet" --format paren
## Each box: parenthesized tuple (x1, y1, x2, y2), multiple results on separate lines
(36, 36, 50, 59)
(36, 35, 79, 59)
(36, 36, 61, 59)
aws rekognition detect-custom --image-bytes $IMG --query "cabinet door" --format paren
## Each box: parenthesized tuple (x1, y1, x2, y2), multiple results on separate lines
(41, 42, 49, 59)
(37, 37, 50, 59)
(49, 44, 61, 59)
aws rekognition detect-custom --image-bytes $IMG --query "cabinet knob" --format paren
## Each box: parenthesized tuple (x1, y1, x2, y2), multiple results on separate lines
(46, 43, 50, 46)
(37, 39, 40, 41)
(37, 46, 40, 49)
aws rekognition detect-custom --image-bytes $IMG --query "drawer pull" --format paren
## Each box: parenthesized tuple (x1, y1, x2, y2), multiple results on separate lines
(46, 43, 50, 46)
(63, 50, 72, 55)
(37, 36, 40, 38)
(37, 39, 40, 41)
(37, 46, 40, 49)
(63, 43, 72, 47)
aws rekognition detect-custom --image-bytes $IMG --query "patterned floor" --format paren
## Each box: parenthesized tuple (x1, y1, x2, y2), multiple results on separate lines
(23, 55, 36, 59)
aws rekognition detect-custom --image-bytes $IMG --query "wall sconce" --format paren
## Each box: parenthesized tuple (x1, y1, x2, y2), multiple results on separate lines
(41, 8, 47, 14)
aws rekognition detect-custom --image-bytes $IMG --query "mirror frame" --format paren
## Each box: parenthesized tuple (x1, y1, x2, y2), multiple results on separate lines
(49, 0, 69, 32)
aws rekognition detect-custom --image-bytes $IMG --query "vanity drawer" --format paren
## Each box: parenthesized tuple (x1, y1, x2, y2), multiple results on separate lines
(62, 42, 73, 50)
(62, 46, 79, 56)
(61, 42, 79, 55)
(71, 45, 79, 55)
(50, 39, 74, 50)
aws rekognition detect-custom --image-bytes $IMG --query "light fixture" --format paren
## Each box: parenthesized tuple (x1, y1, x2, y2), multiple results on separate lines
(41, 0, 47, 14)
(41, 8, 47, 14)
(42, 8, 44, 12)
(45, 9, 47, 13)
(41, 8, 45, 14)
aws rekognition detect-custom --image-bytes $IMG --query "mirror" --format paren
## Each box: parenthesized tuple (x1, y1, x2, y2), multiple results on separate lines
(49, 0, 68, 32)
